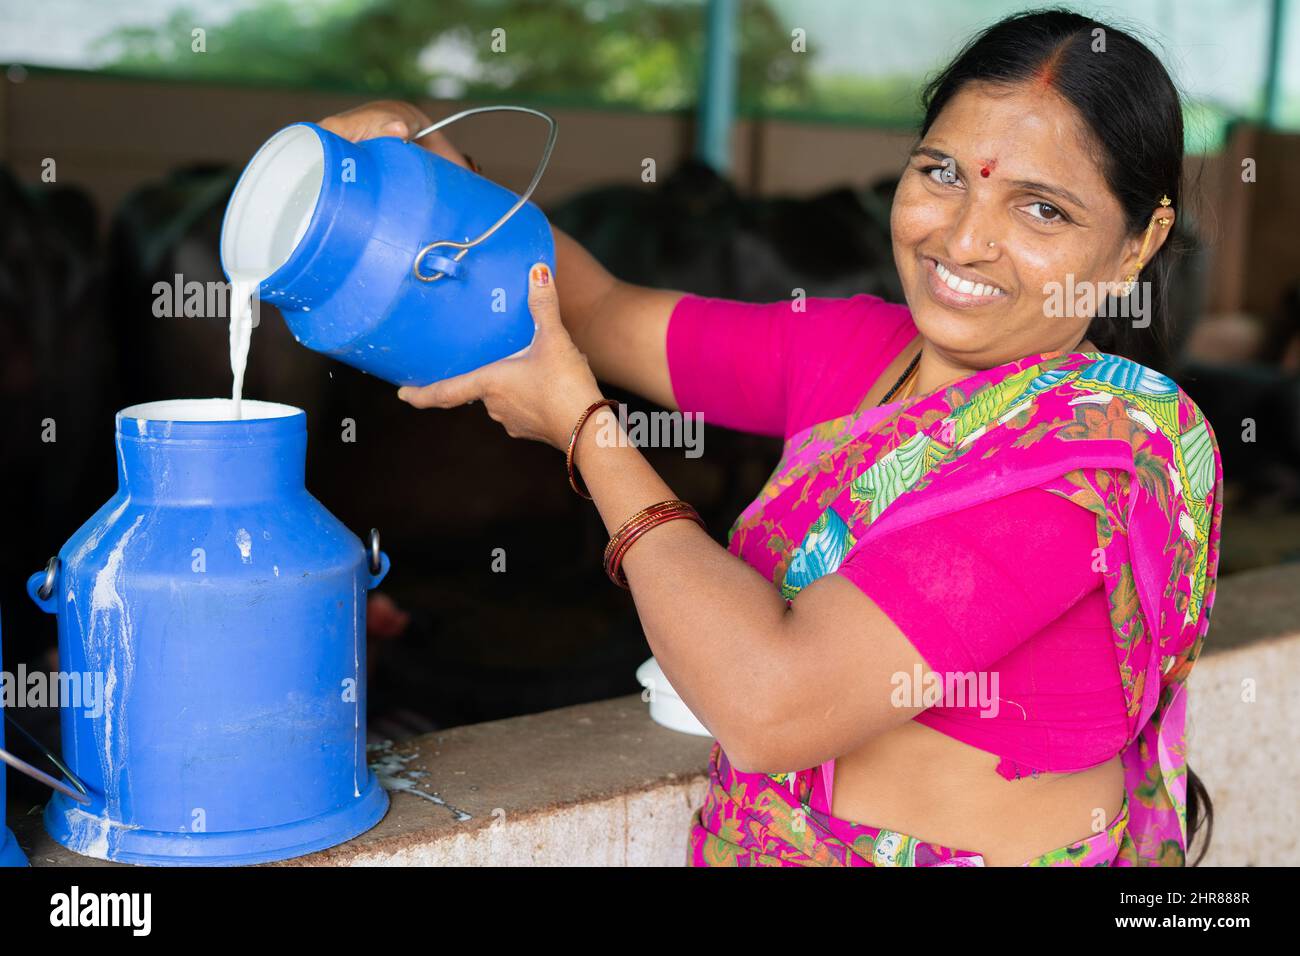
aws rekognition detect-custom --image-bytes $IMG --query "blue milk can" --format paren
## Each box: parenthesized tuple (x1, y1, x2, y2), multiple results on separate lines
(1, 610, 31, 867)
(26, 399, 390, 865)
(220, 105, 558, 386)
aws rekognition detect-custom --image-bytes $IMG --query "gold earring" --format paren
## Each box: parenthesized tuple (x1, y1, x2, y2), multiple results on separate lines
(1153, 195, 1172, 229)
(1127, 197, 1173, 293)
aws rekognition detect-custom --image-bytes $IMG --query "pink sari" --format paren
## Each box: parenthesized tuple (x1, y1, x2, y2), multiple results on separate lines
(690, 348, 1223, 867)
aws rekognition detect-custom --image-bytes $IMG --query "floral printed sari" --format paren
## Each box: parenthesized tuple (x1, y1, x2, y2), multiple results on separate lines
(689, 348, 1223, 867)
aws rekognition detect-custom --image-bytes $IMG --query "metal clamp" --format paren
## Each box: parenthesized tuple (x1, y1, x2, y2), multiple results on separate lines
(368, 528, 382, 577)
(409, 105, 558, 283)
(37, 555, 57, 601)
(1, 715, 91, 805)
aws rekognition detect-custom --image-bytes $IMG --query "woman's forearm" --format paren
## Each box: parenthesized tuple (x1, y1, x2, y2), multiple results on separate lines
(551, 226, 683, 409)
(552, 226, 619, 351)
(574, 407, 790, 763)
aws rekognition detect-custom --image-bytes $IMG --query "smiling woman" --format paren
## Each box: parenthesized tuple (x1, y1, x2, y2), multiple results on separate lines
(324, 7, 1222, 867)
(894, 11, 1186, 375)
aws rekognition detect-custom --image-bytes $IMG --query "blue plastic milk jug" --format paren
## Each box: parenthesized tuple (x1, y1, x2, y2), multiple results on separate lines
(220, 106, 558, 386)
(26, 399, 390, 865)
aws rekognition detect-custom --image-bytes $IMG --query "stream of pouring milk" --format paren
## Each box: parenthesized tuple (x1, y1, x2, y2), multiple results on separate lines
(228, 274, 264, 420)
(227, 130, 323, 418)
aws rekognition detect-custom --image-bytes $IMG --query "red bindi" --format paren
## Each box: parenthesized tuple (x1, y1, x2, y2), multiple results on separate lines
(980, 166, 990, 178)
(980, 158, 996, 178)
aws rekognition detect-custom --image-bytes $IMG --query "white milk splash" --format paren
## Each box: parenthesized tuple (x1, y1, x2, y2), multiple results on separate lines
(368, 741, 472, 822)
(62, 504, 142, 859)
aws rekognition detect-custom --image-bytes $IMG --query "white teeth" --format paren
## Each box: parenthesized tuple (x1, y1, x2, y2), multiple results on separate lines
(933, 260, 1003, 297)
(936, 262, 964, 291)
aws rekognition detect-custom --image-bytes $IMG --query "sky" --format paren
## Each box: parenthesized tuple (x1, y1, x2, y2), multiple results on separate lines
(0, 0, 258, 66)
(0, 0, 1293, 119)
(765, 0, 1285, 114)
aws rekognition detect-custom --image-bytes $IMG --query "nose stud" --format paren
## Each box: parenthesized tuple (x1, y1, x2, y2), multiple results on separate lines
(988, 241, 996, 249)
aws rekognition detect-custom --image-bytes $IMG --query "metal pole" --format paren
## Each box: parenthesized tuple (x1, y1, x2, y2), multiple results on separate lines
(1262, 0, 1287, 127)
(697, 0, 738, 173)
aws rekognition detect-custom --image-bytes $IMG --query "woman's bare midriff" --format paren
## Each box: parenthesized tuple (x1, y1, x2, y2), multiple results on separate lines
(830, 720, 1125, 866)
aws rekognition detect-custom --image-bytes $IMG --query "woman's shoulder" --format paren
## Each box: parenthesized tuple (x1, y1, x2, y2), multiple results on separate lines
(776, 295, 916, 438)
(677, 290, 912, 326)
(1038, 351, 1220, 500)
(803, 292, 914, 327)
(1070, 351, 1215, 430)
(671, 292, 916, 372)
(780, 293, 917, 357)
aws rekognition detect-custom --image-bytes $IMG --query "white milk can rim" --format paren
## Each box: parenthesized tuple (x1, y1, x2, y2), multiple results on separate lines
(119, 398, 302, 422)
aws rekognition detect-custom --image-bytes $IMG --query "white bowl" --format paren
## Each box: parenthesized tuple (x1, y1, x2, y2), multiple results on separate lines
(635, 657, 712, 737)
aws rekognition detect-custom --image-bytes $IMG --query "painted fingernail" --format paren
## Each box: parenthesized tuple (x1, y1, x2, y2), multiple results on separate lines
(531, 263, 551, 286)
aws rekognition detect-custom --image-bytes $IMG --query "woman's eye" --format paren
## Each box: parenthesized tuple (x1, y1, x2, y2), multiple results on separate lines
(925, 164, 961, 187)
(1024, 201, 1067, 223)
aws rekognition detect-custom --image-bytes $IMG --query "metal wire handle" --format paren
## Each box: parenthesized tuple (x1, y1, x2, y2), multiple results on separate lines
(409, 105, 558, 283)
(1, 715, 91, 805)
(368, 528, 382, 577)
(36, 555, 57, 601)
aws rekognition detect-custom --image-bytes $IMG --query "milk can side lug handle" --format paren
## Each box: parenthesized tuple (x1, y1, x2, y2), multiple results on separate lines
(410, 105, 558, 283)
(14, 556, 93, 802)
(26, 557, 58, 614)
(367, 528, 390, 589)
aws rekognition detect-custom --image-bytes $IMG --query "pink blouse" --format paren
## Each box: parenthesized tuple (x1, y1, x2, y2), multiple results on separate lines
(665, 292, 1130, 779)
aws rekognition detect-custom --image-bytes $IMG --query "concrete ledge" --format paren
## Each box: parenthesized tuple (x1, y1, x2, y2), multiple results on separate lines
(303, 696, 713, 867)
(1186, 594, 1300, 865)
(16, 695, 714, 867)
(15, 565, 1300, 867)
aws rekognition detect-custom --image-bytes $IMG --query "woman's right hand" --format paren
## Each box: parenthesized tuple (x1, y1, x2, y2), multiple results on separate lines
(318, 99, 471, 169)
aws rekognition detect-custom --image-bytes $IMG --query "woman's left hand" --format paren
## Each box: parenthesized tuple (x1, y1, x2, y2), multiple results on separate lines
(397, 263, 605, 450)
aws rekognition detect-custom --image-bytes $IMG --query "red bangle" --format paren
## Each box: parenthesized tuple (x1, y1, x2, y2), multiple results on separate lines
(566, 399, 618, 499)
(603, 499, 705, 589)
(605, 502, 703, 588)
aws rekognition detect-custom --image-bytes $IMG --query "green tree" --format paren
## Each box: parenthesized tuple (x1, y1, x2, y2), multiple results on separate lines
(101, 0, 812, 112)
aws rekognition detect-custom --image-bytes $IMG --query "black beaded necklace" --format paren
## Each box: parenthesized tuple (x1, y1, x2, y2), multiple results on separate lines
(877, 350, 922, 406)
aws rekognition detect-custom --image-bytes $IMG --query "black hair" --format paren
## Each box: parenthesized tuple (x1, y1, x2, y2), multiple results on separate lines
(920, 8, 1212, 864)
(919, 8, 1186, 366)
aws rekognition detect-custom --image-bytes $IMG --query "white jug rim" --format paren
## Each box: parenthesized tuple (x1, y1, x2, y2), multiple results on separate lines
(221, 124, 325, 281)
